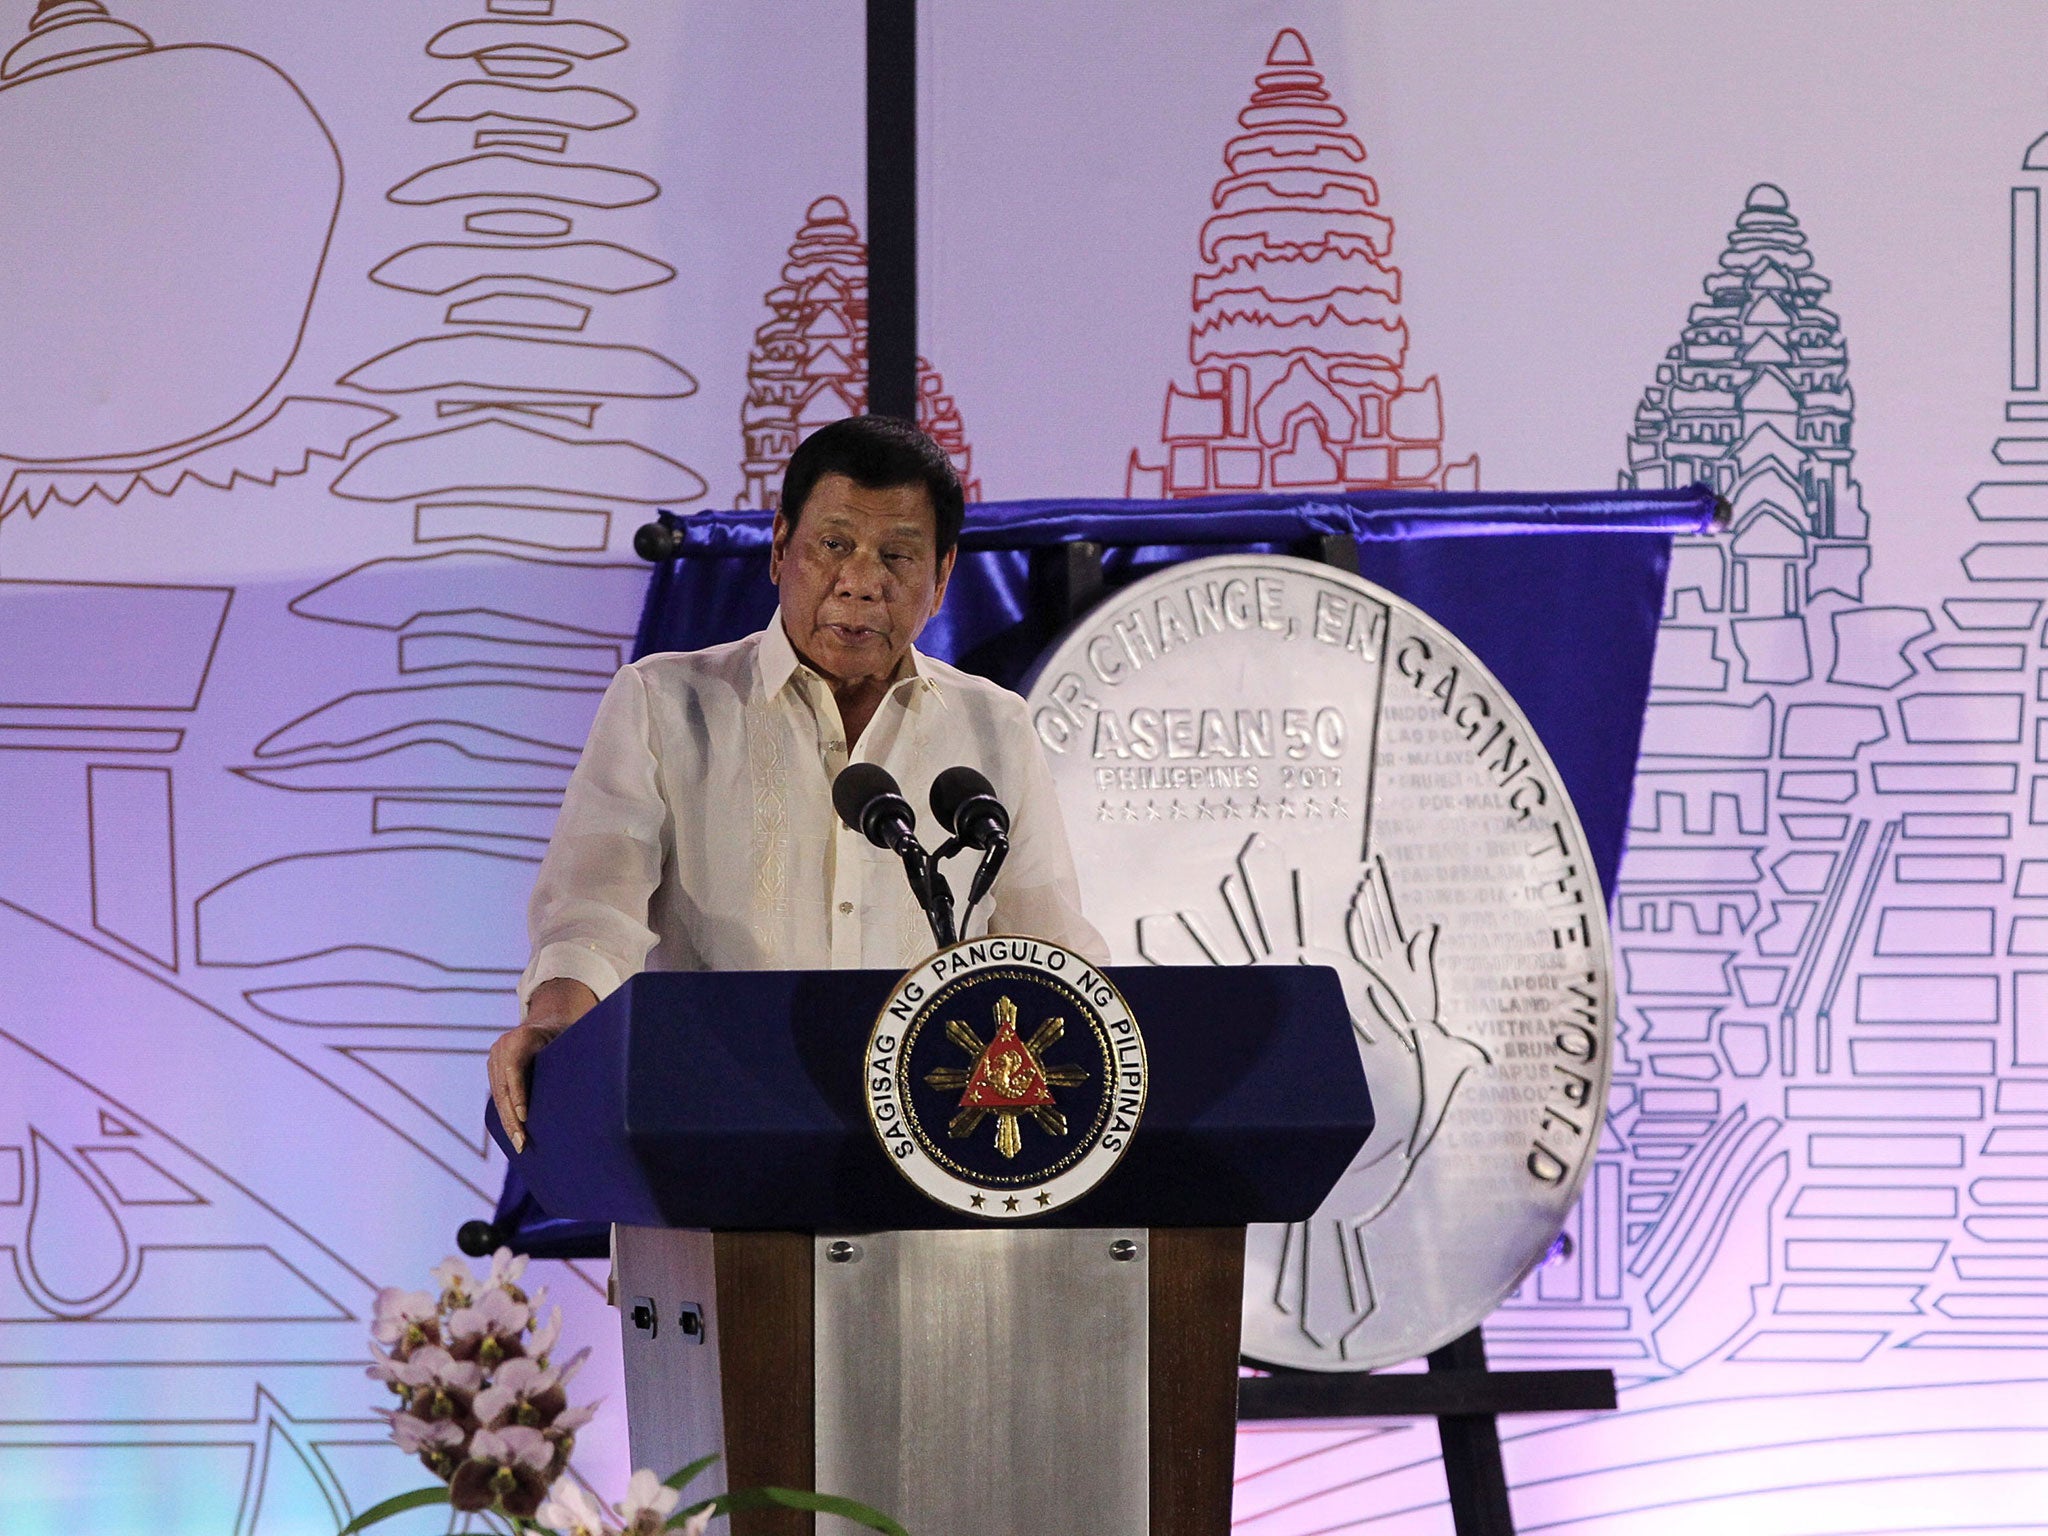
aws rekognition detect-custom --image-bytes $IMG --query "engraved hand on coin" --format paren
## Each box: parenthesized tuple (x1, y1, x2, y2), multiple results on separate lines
(1026, 556, 1612, 1370)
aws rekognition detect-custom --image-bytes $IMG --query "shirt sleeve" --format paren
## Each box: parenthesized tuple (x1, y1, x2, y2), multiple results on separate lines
(984, 699, 1112, 966)
(520, 663, 668, 1007)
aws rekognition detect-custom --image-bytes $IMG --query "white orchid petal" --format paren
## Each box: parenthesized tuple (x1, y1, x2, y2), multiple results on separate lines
(620, 1469, 682, 1522)
(538, 1477, 610, 1536)
(528, 1307, 564, 1359)
(371, 1287, 438, 1342)
(432, 1256, 473, 1292)
(389, 1412, 464, 1455)
(498, 1424, 553, 1470)
(494, 1355, 543, 1391)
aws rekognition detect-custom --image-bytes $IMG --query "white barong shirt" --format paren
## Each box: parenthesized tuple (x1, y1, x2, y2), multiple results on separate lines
(521, 617, 1108, 1004)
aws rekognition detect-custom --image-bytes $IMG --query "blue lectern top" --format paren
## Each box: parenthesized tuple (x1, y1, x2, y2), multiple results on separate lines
(491, 963, 1373, 1232)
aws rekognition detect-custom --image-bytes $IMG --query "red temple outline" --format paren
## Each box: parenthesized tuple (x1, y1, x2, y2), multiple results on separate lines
(1129, 28, 1475, 498)
(737, 196, 979, 510)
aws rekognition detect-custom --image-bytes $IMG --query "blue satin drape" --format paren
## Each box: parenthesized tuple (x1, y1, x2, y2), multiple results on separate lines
(494, 485, 1713, 1254)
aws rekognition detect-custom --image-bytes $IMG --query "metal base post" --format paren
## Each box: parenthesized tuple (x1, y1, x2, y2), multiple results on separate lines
(814, 1228, 1150, 1536)
(614, 1227, 728, 1501)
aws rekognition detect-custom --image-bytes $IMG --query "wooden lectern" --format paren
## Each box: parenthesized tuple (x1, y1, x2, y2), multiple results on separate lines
(494, 964, 1372, 1536)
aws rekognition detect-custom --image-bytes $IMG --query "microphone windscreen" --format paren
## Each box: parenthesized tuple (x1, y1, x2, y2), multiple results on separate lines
(833, 762, 904, 832)
(930, 765, 999, 834)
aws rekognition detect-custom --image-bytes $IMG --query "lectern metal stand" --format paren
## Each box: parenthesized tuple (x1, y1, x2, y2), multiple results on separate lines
(617, 1225, 1248, 1536)
(814, 1228, 1150, 1534)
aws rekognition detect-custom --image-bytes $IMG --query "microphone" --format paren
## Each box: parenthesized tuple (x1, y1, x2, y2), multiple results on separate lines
(834, 762, 919, 855)
(931, 766, 1011, 927)
(930, 766, 1010, 849)
(832, 763, 956, 948)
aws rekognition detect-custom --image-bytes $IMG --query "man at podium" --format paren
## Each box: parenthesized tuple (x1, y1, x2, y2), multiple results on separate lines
(488, 415, 1108, 1149)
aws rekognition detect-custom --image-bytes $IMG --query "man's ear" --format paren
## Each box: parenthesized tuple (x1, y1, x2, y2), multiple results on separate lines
(768, 511, 790, 584)
(930, 544, 958, 616)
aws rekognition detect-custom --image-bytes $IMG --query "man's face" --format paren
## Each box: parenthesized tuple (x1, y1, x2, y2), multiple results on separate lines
(769, 472, 956, 690)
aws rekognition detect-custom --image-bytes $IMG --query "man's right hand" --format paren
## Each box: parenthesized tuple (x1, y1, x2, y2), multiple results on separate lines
(489, 978, 599, 1153)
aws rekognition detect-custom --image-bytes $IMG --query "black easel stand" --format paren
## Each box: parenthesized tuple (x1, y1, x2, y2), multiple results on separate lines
(1238, 1328, 1617, 1536)
(866, 0, 918, 420)
(858, 24, 1619, 1519)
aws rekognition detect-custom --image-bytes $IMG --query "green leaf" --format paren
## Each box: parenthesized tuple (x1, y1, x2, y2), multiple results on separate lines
(662, 1452, 722, 1493)
(337, 1485, 451, 1536)
(689, 1487, 909, 1536)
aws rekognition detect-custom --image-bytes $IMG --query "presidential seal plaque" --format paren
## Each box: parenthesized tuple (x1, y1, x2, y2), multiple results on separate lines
(865, 936, 1147, 1219)
(1024, 555, 1613, 1370)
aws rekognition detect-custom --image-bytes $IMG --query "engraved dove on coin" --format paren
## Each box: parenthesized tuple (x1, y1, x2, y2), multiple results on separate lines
(1139, 835, 1491, 1355)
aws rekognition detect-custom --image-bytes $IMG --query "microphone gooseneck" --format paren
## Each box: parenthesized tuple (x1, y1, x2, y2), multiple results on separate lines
(930, 765, 1011, 931)
(831, 763, 956, 948)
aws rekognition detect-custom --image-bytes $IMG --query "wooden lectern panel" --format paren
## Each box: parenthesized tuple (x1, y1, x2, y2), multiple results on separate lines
(713, 1233, 815, 1536)
(1148, 1227, 1247, 1536)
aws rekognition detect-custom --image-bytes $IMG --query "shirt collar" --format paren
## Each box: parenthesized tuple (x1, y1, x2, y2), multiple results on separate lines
(758, 616, 945, 706)
(758, 614, 807, 699)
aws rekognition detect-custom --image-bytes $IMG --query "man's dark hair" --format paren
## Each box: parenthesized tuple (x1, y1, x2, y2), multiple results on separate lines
(779, 415, 966, 557)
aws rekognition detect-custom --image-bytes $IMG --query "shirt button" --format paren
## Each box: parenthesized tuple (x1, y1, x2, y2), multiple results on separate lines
(839, 901, 854, 915)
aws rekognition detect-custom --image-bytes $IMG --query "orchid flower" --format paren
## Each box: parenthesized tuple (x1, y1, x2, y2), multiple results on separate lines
(381, 1344, 483, 1421)
(384, 1410, 465, 1480)
(430, 1255, 476, 1310)
(486, 1245, 531, 1300)
(473, 1353, 569, 1428)
(369, 1287, 439, 1358)
(527, 1301, 565, 1361)
(386, 1411, 464, 1458)
(447, 1286, 530, 1367)
(536, 1477, 615, 1536)
(363, 1255, 904, 1536)
(617, 1469, 682, 1536)
(450, 1424, 553, 1517)
(543, 1399, 598, 1473)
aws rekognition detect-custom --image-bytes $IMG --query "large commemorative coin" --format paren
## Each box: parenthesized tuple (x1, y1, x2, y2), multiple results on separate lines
(865, 936, 1147, 1220)
(1024, 555, 1613, 1370)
